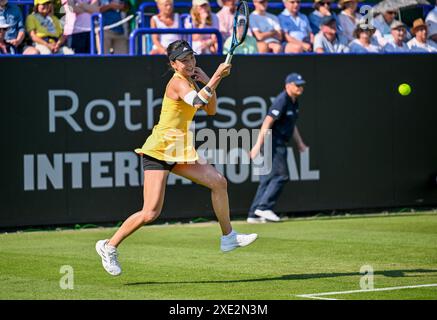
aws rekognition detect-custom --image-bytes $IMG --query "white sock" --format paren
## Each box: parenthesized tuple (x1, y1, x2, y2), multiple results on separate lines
(105, 241, 116, 251)
(223, 230, 237, 239)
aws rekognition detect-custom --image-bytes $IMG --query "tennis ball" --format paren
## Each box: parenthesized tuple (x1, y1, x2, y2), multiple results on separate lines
(398, 83, 411, 96)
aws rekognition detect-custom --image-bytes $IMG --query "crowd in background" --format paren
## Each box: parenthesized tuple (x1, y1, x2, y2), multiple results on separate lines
(0, 0, 436, 55)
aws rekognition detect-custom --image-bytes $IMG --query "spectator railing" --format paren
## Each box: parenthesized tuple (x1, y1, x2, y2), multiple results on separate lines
(9, 0, 33, 17)
(129, 28, 223, 56)
(90, 13, 104, 55)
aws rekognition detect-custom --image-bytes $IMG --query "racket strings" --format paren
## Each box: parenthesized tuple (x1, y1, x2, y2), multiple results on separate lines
(235, 2, 249, 43)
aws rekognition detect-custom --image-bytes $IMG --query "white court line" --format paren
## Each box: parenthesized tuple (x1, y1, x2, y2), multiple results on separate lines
(296, 283, 437, 300)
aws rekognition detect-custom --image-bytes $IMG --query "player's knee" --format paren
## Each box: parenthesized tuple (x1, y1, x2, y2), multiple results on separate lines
(141, 209, 160, 224)
(211, 174, 227, 191)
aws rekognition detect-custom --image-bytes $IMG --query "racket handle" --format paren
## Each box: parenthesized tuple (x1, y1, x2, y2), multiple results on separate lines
(225, 54, 233, 64)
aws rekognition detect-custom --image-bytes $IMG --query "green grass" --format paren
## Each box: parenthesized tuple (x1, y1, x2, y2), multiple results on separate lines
(1, 212, 437, 300)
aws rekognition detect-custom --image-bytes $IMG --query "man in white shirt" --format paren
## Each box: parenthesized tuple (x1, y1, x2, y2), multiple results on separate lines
(373, 10, 397, 46)
(250, 0, 282, 53)
(278, 0, 314, 53)
(428, 22, 437, 47)
(314, 15, 349, 53)
(407, 18, 437, 53)
(383, 20, 409, 53)
(426, 1, 437, 44)
(425, 0, 437, 26)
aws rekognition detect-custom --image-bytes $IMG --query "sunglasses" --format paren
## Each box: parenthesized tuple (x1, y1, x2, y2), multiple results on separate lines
(320, 1, 331, 5)
(0, 28, 7, 31)
(386, 11, 397, 15)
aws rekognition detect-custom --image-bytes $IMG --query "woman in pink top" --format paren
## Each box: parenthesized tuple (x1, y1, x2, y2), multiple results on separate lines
(62, 0, 99, 53)
(217, 0, 236, 40)
(150, 0, 181, 55)
(185, 0, 219, 54)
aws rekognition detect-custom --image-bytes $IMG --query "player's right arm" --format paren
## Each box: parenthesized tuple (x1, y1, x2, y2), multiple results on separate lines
(250, 115, 275, 159)
(168, 64, 231, 110)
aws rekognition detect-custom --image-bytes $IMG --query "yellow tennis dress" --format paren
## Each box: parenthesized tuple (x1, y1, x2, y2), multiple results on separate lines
(135, 72, 199, 163)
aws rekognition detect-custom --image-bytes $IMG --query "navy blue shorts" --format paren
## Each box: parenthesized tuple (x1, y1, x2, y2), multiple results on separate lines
(142, 154, 176, 171)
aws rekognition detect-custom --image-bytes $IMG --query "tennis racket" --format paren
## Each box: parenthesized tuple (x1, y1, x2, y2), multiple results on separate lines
(225, 1, 250, 64)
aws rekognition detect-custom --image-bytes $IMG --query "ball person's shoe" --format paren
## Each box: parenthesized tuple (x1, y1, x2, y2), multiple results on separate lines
(246, 217, 267, 224)
(254, 209, 281, 222)
(220, 231, 258, 252)
(95, 239, 122, 276)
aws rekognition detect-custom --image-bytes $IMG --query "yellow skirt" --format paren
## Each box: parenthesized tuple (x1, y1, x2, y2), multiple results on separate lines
(135, 127, 198, 163)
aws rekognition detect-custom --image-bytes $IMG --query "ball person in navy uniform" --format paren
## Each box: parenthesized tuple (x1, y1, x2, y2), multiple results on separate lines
(248, 73, 308, 223)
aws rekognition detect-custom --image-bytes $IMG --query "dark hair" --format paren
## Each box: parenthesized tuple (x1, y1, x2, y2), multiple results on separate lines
(166, 40, 189, 61)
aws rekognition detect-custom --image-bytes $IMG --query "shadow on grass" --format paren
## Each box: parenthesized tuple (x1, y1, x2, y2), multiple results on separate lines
(125, 268, 437, 286)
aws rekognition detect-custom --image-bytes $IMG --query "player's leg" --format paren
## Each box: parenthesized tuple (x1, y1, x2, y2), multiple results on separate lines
(108, 170, 169, 247)
(172, 161, 231, 235)
(172, 161, 258, 252)
(96, 169, 169, 275)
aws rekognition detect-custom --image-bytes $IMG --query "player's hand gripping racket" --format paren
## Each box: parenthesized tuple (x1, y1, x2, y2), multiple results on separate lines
(225, 1, 249, 64)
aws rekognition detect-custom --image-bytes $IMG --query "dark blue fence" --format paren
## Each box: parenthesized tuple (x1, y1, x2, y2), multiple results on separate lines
(129, 28, 223, 55)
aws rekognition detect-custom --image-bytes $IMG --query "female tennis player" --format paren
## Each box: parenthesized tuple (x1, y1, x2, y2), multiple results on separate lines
(96, 40, 258, 276)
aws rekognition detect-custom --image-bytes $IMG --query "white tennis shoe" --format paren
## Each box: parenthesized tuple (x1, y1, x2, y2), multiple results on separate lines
(96, 239, 122, 276)
(254, 209, 281, 222)
(220, 231, 258, 252)
(246, 217, 267, 224)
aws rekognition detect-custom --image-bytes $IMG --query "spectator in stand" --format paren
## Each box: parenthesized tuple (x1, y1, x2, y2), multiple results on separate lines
(185, 0, 219, 54)
(373, 9, 397, 47)
(308, 0, 337, 35)
(62, 0, 99, 54)
(0, 15, 15, 54)
(216, 0, 236, 41)
(279, 0, 314, 53)
(224, 22, 258, 54)
(383, 20, 409, 53)
(25, 0, 74, 54)
(407, 18, 437, 52)
(98, 0, 128, 54)
(428, 21, 437, 46)
(0, 0, 26, 53)
(426, 1, 437, 45)
(337, 0, 362, 42)
(349, 21, 382, 53)
(314, 15, 349, 53)
(149, 0, 181, 55)
(426, 0, 437, 24)
(250, 0, 282, 53)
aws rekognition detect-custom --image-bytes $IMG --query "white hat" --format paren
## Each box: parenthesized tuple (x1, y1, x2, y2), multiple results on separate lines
(193, 0, 210, 6)
(0, 16, 11, 29)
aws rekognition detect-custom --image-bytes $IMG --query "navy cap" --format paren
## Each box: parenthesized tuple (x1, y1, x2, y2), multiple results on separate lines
(168, 40, 195, 61)
(285, 73, 306, 86)
(320, 15, 336, 26)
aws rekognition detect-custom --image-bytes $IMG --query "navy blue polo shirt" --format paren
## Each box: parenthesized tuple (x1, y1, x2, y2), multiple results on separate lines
(267, 90, 299, 144)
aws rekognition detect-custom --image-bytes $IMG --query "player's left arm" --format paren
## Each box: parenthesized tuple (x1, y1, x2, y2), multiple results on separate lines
(293, 126, 308, 153)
